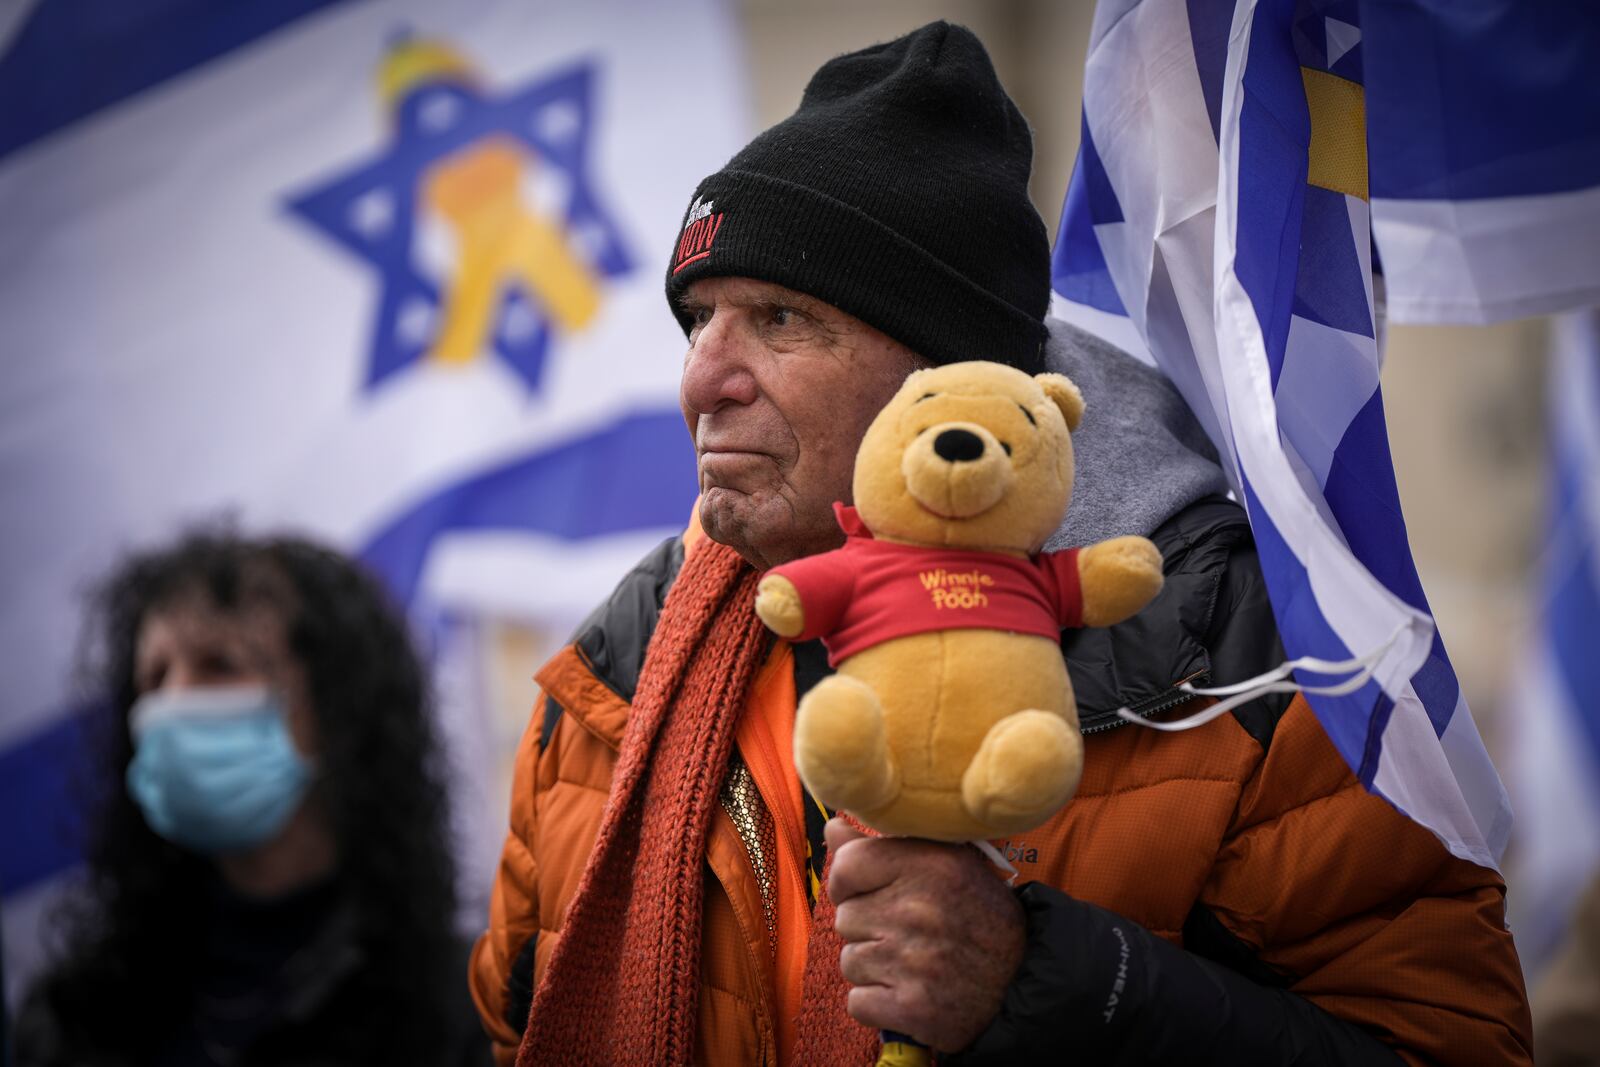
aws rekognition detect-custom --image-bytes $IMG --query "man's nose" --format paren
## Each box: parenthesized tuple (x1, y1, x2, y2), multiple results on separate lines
(680, 312, 760, 415)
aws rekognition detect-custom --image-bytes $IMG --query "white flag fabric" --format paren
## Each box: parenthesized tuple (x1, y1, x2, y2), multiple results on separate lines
(0, 0, 745, 997)
(1506, 311, 1600, 973)
(1049, 0, 1555, 870)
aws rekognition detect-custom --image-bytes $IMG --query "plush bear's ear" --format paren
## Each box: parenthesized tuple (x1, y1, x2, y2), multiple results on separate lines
(1035, 373, 1084, 432)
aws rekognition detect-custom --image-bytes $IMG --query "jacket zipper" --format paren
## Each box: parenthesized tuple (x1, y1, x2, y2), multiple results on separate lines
(1079, 669, 1210, 735)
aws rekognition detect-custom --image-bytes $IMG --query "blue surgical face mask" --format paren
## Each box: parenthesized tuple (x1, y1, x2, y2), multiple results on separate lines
(126, 685, 313, 853)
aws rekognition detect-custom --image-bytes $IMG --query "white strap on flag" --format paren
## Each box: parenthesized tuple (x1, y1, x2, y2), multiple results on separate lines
(1115, 623, 1407, 732)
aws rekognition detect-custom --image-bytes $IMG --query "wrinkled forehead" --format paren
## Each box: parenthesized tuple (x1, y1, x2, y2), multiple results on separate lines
(682, 275, 833, 314)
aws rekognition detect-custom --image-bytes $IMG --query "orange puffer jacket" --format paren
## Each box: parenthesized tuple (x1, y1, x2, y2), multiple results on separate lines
(469, 500, 1531, 1065)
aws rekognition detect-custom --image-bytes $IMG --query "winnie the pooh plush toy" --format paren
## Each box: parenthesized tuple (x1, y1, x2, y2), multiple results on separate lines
(755, 360, 1165, 842)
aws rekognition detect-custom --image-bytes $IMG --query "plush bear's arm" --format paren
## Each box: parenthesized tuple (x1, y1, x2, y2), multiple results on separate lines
(759, 549, 856, 642)
(1077, 535, 1164, 627)
(755, 574, 806, 637)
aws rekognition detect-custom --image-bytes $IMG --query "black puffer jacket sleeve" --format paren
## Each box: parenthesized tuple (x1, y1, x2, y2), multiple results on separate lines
(948, 883, 1404, 1065)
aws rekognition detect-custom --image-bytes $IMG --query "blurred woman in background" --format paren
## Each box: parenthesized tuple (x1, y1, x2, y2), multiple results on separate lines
(16, 532, 489, 1066)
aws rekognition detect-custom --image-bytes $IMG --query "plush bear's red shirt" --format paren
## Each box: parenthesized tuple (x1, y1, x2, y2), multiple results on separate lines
(769, 503, 1084, 667)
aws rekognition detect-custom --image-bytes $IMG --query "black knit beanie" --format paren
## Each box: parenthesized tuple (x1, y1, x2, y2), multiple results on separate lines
(665, 21, 1050, 374)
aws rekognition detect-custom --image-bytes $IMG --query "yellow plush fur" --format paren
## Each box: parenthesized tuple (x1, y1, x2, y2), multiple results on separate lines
(756, 361, 1164, 841)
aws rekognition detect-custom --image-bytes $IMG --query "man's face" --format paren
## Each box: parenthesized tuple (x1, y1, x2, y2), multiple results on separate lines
(679, 277, 924, 570)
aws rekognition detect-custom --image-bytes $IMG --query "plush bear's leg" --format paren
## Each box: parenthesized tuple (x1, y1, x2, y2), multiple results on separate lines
(961, 711, 1083, 834)
(794, 675, 901, 815)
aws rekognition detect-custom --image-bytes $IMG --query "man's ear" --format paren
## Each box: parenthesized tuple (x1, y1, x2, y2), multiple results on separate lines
(1036, 373, 1084, 432)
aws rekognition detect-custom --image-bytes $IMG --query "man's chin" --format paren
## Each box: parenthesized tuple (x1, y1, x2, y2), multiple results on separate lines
(697, 487, 759, 546)
(697, 488, 841, 570)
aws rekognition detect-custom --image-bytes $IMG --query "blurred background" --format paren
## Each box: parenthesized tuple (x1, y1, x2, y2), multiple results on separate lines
(1, 0, 1592, 1048)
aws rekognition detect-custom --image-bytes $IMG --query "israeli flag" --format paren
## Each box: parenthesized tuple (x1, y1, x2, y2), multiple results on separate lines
(1507, 311, 1600, 973)
(1048, 0, 1592, 870)
(0, 0, 744, 999)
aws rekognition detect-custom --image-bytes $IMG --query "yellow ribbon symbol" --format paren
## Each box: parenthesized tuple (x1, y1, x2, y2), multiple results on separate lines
(421, 135, 601, 366)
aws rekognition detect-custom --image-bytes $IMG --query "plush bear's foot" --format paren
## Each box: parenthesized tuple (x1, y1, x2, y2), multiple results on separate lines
(794, 675, 901, 815)
(1078, 535, 1165, 627)
(961, 710, 1083, 835)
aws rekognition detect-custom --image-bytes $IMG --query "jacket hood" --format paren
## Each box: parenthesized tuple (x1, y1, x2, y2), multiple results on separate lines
(1041, 319, 1230, 550)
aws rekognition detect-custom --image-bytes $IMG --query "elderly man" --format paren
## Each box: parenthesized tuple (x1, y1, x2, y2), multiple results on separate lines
(469, 22, 1531, 1066)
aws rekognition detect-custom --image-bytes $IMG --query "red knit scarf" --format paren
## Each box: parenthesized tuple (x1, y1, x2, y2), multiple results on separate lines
(795, 848, 880, 1066)
(518, 539, 876, 1065)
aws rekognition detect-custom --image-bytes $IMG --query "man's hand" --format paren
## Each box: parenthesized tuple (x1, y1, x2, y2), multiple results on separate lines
(825, 817, 1026, 1052)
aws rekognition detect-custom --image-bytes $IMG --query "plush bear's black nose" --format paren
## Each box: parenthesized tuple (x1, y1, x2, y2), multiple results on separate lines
(933, 429, 985, 462)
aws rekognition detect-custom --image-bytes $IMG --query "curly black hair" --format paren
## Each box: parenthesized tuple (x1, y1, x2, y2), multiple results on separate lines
(26, 530, 466, 1064)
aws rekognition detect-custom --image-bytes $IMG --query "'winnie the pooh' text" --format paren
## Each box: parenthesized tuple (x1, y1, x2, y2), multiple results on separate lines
(919, 568, 995, 610)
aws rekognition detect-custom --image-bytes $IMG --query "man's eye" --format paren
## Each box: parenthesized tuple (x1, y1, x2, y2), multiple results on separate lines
(770, 306, 798, 327)
(686, 306, 712, 343)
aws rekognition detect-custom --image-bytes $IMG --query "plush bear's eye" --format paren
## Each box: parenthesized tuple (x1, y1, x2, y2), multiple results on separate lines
(1001, 442, 1012, 456)
(1018, 404, 1036, 426)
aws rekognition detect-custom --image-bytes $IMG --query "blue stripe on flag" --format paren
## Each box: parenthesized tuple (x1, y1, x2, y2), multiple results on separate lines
(1075, 112, 1125, 227)
(1292, 185, 1372, 338)
(1364, 2, 1600, 200)
(1321, 391, 1459, 735)
(1239, 475, 1393, 785)
(1234, 0, 1308, 387)
(0, 710, 96, 895)
(360, 409, 696, 605)
(1050, 120, 1128, 316)
(1548, 413, 1600, 767)
(0, 0, 359, 161)
(1185, 0, 1234, 141)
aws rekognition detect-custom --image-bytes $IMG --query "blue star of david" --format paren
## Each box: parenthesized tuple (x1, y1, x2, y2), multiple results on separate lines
(287, 60, 633, 394)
